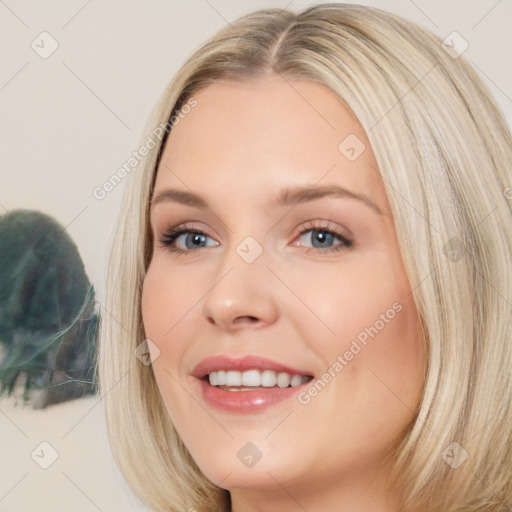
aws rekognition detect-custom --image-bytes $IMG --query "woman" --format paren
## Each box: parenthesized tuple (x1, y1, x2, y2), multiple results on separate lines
(98, 3, 512, 511)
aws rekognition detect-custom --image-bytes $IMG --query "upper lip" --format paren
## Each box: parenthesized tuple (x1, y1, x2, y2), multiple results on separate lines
(192, 355, 314, 379)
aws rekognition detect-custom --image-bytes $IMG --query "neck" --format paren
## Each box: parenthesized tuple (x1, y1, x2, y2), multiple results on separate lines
(229, 466, 403, 512)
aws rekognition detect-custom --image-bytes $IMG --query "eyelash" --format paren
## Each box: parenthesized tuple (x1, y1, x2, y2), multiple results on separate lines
(158, 221, 353, 256)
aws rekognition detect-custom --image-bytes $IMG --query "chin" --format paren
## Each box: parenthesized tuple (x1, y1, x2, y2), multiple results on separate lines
(200, 463, 299, 492)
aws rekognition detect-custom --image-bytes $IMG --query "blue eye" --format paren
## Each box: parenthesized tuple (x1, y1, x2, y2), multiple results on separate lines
(159, 228, 219, 253)
(158, 222, 353, 255)
(297, 227, 352, 252)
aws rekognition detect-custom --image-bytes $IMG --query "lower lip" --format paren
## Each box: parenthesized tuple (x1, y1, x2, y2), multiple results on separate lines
(197, 378, 310, 413)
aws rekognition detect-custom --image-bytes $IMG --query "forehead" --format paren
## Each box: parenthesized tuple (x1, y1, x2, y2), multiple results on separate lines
(154, 76, 387, 210)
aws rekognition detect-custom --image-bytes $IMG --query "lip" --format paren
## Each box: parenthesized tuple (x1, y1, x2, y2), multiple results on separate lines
(192, 355, 312, 379)
(191, 355, 314, 414)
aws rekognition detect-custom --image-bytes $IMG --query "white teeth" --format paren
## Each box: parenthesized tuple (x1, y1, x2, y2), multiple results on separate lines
(217, 370, 226, 385)
(207, 369, 311, 388)
(208, 372, 218, 386)
(276, 372, 290, 388)
(261, 370, 277, 387)
(241, 369, 260, 386)
(290, 375, 303, 387)
(225, 370, 242, 386)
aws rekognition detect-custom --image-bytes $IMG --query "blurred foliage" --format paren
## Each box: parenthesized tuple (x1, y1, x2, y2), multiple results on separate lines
(0, 209, 99, 408)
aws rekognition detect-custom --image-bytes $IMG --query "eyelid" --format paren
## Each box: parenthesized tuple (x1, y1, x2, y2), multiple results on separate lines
(295, 219, 353, 241)
(158, 222, 217, 248)
(157, 219, 354, 256)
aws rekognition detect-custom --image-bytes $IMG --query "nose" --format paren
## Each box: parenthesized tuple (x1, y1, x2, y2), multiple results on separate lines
(200, 249, 280, 332)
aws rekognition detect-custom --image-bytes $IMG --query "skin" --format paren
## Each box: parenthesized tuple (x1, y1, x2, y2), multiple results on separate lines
(141, 74, 426, 512)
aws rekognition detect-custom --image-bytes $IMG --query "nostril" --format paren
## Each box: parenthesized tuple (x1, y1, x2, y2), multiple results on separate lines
(233, 316, 259, 324)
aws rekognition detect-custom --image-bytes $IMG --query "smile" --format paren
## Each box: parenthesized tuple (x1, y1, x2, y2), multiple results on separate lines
(207, 369, 311, 389)
(192, 355, 314, 413)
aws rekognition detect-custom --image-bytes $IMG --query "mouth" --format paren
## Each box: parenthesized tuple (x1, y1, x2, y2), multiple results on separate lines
(203, 370, 313, 391)
(192, 355, 314, 413)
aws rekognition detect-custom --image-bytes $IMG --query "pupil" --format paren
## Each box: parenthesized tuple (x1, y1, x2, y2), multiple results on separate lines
(313, 230, 333, 247)
(188, 233, 205, 248)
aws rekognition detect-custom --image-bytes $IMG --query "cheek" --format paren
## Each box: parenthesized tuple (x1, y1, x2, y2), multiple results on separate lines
(141, 259, 196, 339)
(141, 262, 164, 336)
(141, 263, 189, 422)
(295, 255, 424, 411)
(288, 256, 415, 351)
(141, 263, 186, 394)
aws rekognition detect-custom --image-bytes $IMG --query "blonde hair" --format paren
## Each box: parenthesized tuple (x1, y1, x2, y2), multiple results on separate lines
(98, 3, 512, 511)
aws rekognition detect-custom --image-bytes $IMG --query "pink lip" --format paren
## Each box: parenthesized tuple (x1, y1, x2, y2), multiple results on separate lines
(191, 355, 314, 414)
(192, 355, 312, 379)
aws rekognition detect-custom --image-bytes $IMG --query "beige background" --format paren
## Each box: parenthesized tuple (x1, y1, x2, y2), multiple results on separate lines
(1, 1, 511, 510)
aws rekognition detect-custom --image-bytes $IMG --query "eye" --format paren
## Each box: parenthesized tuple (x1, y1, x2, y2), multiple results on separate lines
(158, 220, 353, 256)
(295, 221, 353, 253)
(159, 225, 219, 254)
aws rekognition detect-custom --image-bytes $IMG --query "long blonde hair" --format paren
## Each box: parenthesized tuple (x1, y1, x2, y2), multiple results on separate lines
(98, 3, 512, 511)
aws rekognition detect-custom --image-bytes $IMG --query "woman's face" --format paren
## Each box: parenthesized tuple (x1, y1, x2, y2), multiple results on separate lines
(142, 75, 425, 505)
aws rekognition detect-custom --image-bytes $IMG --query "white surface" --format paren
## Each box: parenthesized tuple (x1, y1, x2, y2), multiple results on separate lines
(0, 394, 147, 511)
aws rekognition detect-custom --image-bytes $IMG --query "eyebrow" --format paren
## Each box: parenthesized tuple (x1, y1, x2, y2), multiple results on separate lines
(151, 184, 383, 215)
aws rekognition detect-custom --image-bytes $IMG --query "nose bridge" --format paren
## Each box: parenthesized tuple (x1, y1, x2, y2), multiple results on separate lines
(200, 233, 279, 329)
(216, 225, 270, 278)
